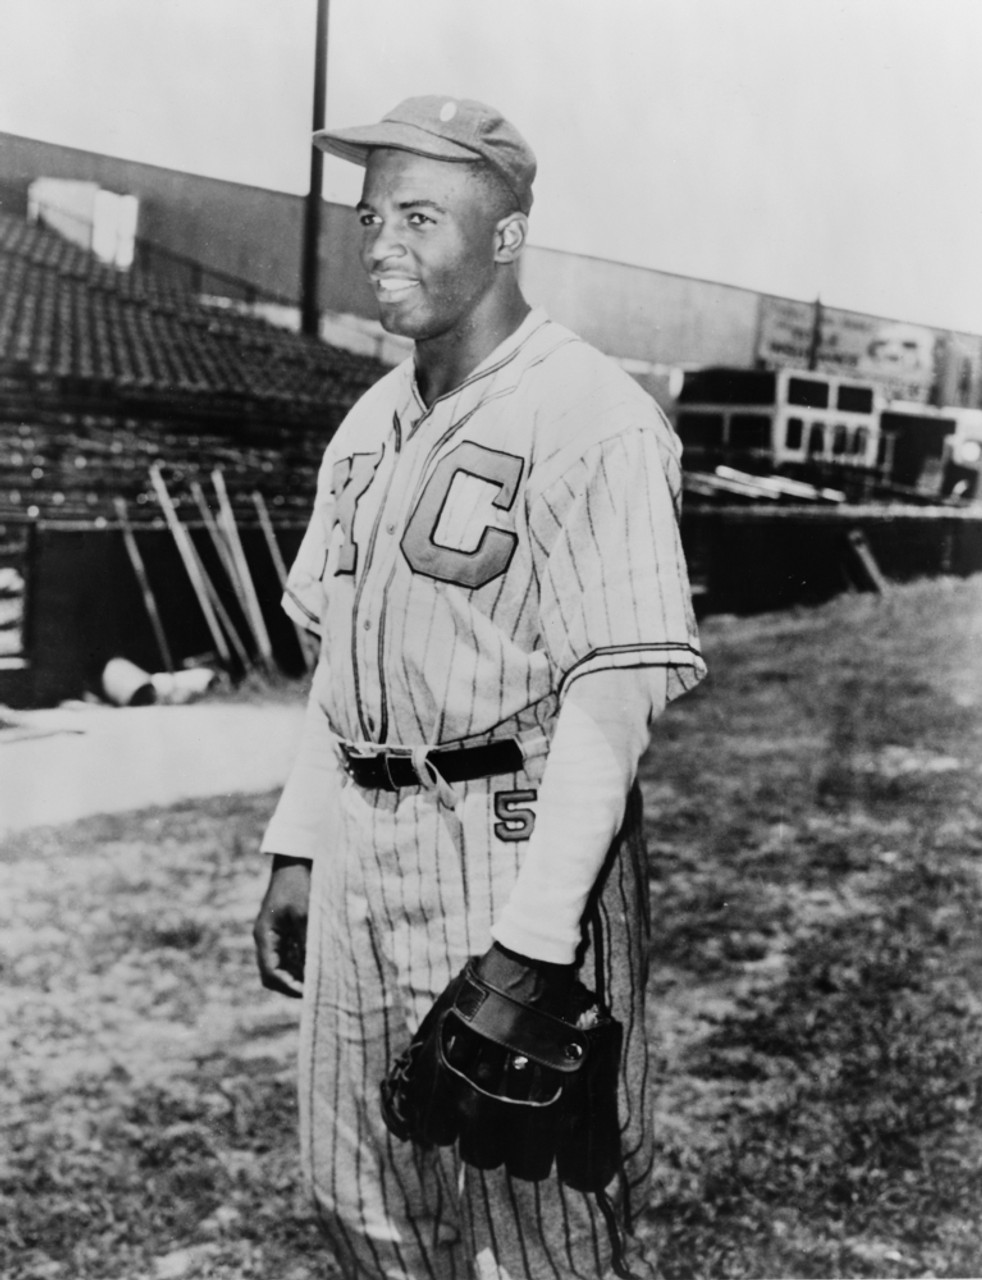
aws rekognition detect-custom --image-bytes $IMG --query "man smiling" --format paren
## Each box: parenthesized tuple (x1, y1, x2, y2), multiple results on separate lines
(253, 96, 705, 1279)
(357, 142, 531, 395)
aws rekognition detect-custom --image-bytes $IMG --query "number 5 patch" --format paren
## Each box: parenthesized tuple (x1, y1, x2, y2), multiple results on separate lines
(493, 789, 538, 842)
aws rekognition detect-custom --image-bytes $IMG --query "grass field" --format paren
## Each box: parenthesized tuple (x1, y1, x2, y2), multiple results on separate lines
(2, 576, 981, 1280)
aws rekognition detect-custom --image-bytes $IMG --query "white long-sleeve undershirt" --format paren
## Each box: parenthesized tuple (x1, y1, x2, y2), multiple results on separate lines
(492, 666, 666, 964)
(260, 681, 341, 862)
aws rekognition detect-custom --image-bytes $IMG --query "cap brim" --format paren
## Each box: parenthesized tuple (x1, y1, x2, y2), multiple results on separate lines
(313, 120, 477, 166)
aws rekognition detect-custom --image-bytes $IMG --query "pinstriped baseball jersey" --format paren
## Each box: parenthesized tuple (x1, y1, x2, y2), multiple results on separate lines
(284, 307, 705, 746)
(274, 305, 705, 1279)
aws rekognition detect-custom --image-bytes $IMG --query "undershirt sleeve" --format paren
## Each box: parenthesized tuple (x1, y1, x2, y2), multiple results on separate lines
(491, 665, 666, 963)
(260, 663, 341, 862)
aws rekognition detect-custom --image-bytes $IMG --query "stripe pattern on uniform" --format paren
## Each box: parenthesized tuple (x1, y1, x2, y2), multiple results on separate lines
(270, 308, 706, 1278)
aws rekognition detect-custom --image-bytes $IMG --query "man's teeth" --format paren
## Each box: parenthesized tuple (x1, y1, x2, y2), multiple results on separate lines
(377, 278, 418, 294)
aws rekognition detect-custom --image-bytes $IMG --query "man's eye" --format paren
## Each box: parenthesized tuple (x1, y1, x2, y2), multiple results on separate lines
(408, 213, 433, 227)
(359, 213, 380, 227)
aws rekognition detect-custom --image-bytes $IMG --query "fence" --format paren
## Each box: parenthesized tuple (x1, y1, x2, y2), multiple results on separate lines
(683, 504, 982, 616)
(3, 505, 981, 708)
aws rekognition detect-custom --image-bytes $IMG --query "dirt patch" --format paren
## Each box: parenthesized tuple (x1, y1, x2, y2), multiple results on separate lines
(2, 576, 981, 1279)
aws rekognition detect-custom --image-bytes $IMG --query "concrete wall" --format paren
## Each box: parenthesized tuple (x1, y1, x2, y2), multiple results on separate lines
(3, 132, 981, 398)
(0, 132, 773, 366)
(0, 132, 306, 305)
(520, 247, 760, 367)
(1, 132, 383, 318)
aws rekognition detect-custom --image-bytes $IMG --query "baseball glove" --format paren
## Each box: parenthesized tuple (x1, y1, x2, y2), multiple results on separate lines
(380, 945, 623, 1192)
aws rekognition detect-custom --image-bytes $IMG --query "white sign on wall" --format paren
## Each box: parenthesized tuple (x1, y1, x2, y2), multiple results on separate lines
(28, 177, 139, 270)
(757, 296, 939, 402)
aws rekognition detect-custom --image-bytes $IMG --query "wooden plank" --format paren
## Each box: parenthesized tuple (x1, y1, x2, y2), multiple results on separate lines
(211, 469, 276, 674)
(148, 463, 232, 667)
(186, 535, 252, 670)
(252, 490, 313, 673)
(114, 496, 174, 673)
(845, 528, 889, 593)
(190, 481, 238, 590)
(189, 480, 260, 659)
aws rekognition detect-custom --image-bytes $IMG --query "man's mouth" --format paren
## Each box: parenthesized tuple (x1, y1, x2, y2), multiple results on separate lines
(373, 276, 419, 300)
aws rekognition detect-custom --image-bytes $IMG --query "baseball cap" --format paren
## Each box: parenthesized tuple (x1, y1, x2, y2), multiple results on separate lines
(313, 95, 536, 214)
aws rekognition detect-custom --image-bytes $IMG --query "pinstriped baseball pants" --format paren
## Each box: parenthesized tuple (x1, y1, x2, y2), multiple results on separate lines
(298, 773, 657, 1279)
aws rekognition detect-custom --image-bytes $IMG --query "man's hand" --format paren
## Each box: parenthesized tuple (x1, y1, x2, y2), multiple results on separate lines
(472, 942, 574, 1015)
(253, 855, 312, 998)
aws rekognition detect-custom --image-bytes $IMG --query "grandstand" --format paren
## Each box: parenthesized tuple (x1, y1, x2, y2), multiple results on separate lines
(0, 207, 386, 704)
(0, 207, 385, 524)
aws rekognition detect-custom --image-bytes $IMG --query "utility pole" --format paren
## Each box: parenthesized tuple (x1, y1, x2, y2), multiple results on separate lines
(807, 294, 823, 370)
(301, 0, 329, 338)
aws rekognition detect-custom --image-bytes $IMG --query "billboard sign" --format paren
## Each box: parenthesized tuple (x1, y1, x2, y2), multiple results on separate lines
(757, 296, 939, 402)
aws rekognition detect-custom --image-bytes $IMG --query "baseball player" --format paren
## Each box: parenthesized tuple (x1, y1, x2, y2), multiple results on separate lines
(253, 96, 706, 1280)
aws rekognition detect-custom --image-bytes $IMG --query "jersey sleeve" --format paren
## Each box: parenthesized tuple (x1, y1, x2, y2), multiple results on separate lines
(280, 444, 337, 637)
(529, 420, 706, 703)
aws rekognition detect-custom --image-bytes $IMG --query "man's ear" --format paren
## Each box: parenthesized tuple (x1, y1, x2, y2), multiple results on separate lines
(494, 212, 528, 264)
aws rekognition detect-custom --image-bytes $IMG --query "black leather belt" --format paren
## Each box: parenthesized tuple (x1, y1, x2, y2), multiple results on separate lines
(339, 738, 526, 791)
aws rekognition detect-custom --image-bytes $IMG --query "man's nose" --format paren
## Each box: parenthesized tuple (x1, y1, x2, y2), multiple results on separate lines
(365, 218, 406, 267)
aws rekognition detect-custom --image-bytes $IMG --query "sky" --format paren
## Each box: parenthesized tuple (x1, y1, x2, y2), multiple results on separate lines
(2, 0, 982, 333)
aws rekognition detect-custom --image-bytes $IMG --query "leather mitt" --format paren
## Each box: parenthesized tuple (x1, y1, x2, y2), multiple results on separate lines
(380, 951, 623, 1192)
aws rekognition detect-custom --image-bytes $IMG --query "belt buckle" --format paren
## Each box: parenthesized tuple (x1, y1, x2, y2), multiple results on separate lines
(383, 746, 417, 790)
(340, 741, 382, 781)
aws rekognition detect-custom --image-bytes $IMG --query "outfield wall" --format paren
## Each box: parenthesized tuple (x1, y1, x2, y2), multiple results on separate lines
(4, 131, 953, 383)
(0, 519, 308, 709)
(3, 509, 980, 708)
(519, 247, 759, 367)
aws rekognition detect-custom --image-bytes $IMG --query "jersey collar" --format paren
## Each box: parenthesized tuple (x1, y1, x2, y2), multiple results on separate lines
(408, 307, 551, 411)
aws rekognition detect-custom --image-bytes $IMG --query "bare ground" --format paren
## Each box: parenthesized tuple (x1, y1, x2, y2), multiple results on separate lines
(2, 576, 981, 1280)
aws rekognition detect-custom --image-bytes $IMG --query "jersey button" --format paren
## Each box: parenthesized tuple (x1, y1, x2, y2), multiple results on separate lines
(386, 522, 397, 534)
(362, 619, 372, 631)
